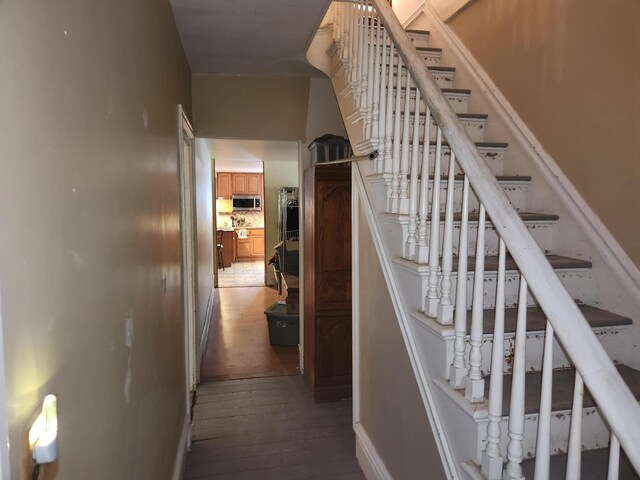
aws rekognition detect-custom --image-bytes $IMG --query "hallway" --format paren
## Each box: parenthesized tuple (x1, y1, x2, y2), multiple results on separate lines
(184, 376, 364, 479)
(201, 286, 299, 381)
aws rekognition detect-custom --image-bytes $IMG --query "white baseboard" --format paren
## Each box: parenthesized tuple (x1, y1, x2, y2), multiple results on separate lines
(172, 414, 190, 480)
(419, 1, 640, 299)
(354, 423, 393, 480)
(199, 286, 214, 365)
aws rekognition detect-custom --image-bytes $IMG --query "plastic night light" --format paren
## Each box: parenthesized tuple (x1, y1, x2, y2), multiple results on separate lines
(28, 394, 58, 464)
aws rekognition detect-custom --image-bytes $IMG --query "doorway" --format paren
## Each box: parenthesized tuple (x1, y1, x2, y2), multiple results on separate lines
(202, 138, 301, 381)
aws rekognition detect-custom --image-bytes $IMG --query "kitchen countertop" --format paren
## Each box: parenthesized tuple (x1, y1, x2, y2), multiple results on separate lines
(218, 226, 264, 232)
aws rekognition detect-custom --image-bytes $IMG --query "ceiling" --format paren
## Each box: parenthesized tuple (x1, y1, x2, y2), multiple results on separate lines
(170, 0, 331, 77)
(209, 139, 299, 172)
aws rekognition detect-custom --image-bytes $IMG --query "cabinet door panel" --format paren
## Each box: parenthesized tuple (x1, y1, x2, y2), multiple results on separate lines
(217, 173, 232, 199)
(246, 174, 261, 195)
(233, 174, 247, 194)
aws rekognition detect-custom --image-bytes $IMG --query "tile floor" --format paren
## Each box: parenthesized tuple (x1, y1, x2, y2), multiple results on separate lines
(218, 259, 265, 287)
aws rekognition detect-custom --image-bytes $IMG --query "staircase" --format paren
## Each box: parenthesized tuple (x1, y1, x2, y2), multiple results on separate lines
(308, 1, 640, 479)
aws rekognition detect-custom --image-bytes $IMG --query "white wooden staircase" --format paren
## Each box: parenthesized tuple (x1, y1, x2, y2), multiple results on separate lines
(308, 1, 640, 479)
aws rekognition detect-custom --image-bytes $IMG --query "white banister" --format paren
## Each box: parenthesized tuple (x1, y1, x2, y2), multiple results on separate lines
(566, 371, 584, 480)
(415, 106, 431, 264)
(364, 1, 374, 137)
(356, 2, 365, 109)
(376, 26, 387, 173)
(371, 16, 381, 145)
(438, 151, 456, 324)
(465, 203, 485, 402)
(533, 320, 554, 480)
(450, 175, 468, 388)
(383, 41, 394, 173)
(389, 56, 403, 210)
(405, 88, 421, 259)
(504, 275, 527, 480)
(397, 71, 412, 214)
(481, 238, 506, 479)
(425, 127, 442, 317)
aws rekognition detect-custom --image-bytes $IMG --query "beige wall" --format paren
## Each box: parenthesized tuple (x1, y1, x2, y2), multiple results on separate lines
(449, 0, 640, 266)
(192, 74, 311, 141)
(357, 200, 447, 479)
(0, 0, 192, 477)
(194, 139, 214, 346)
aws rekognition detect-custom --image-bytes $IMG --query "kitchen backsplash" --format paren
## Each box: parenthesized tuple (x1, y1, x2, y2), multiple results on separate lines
(217, 211, 265, 229)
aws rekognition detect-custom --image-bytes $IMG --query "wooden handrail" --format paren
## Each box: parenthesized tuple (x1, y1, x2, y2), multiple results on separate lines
(369, 0, 640, 471)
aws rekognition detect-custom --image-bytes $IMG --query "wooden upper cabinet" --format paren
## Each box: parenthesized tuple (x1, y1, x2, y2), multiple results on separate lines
(217, 173, 232, 199)
(246, 174, 262, 195)
(233, 174, 247, 194)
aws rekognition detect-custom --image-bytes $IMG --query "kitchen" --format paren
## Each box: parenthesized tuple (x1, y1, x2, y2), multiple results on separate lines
(215, 170, 266, 287)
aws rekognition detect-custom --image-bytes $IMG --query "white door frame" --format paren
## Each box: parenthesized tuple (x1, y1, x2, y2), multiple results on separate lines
(177, 106, 198, 418)
(0, 285, 10, 479)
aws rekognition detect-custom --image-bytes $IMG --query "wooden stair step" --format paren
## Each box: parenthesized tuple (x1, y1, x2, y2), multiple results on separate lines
(453, 254, 592, 272)
(405, 29, 430, 36)
(419, 174, 530, 182)
(435, 211, 558, 222)
(488, 364, 640, 417)
(521, 447, 639, 479)
(473, 304, 632, 334)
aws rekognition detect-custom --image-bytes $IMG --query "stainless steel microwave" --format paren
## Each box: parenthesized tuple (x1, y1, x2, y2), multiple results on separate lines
(232, 195, 261, 211)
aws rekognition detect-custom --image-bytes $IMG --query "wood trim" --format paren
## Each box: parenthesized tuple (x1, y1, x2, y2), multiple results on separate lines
(171, 414, 190, 480)
(352, 167, 361, 424)
(198, 285, 215, 382)
(354, 423, 393, 480)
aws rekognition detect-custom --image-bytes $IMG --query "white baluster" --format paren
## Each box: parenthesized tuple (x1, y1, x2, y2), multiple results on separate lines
(465, 203, 485, 402)
(348, 3, 356, 84)
(425, 127, 442, 317)
(415, 106, 431, 264)
(383, 42, 394, 173)
(397, 71, 412, 214)
(375, 27, 387, 173)
(438, 151, 456, 324)
(450, 175, 469, 388)
(389, 56, 403, 211)
(356, 2, 365, 109)
(481, 238, 506, 479)
(533, 320, 554, 480)
(566, 371, 584, 480)
(370, 14, 381, 143)
(608, 434, 620, 480)
(504, 275, 527, 480)
(405, 88, 421, 258)
(364, 2, 374, 136)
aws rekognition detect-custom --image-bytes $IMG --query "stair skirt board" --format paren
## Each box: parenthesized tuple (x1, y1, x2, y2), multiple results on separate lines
(354, 424, 393, 480)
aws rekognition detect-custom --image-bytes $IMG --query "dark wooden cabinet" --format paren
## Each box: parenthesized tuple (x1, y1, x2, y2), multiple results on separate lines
(304, 164, 352, 402)
(217, 230, 234, 268)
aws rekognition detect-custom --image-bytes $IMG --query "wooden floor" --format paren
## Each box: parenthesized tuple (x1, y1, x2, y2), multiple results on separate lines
(184, 376, 364, 479)
(201, 286, 299, 381)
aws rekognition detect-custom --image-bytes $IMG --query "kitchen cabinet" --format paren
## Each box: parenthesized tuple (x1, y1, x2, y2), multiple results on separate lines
(217, 173, 232, 200)
(234, 228, 264, 260)
(232, 174, 247, 195)
(246, 174, 262, 195)
(250, 229, 264, 257)
(217, 230, 233, 268)
(303, 164, 352, 402)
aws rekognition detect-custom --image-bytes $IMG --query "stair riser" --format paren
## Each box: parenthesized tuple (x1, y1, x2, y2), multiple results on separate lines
(371, 178, 529, 214)
(439, 386, 615, 466)
(394, 115, 487, 143)
(388, 50, 441, 66)
(367, 30, 430, 48)
(393, 258, 595, 312)
(436, 325, 630, 380)
(394, 70, 455, 89)
(400, 145, 506, 175)
(382, 215, 555, 263)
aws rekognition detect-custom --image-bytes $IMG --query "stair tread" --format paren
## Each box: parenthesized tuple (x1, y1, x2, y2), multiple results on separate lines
(394, 66, 456, 74)
(441, 88, 471, 95)
(420, 140, 509, 148)
(521, 447, 639, 479)
(405, 29, 430, 35)
(453, 254, 592, 272)
(488, 364, 640, 417)
(441, 211, 558, 222)
(475, 304, 632, 334)
(406, 112, 488, 120)
(424, 174, 530, 182)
